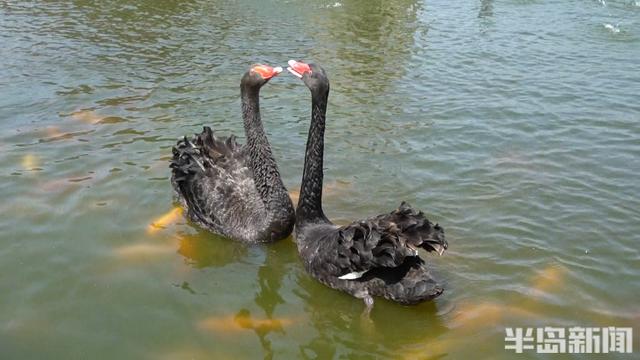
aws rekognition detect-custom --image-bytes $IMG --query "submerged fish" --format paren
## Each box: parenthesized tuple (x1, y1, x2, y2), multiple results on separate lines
(529, 263, 568, 295)
(112, 243, 175, 259)
(70, 109, 103, 124)
(21, 154, 40, 170)
(147, 207, 183, 234)
(197, 310, 295, 334)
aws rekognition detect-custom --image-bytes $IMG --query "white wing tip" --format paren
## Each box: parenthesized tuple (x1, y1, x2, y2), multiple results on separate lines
(338, 271, 366, 280)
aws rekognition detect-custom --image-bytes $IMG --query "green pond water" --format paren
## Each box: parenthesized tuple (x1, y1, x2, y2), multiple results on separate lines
(1, 0, 639, 359)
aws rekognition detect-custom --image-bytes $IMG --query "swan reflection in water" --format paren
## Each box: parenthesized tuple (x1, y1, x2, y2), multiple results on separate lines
(295, 267, 448, 358)
(184, 234, 299, 359)
(245, 241, 300, 359)
(479, 0, 493, 18)
(176, 229, 248, 269)
(478, 0, 494, 34)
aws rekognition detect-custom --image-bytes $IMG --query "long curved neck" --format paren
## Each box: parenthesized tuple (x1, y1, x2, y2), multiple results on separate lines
(296, 88, 330, 224)
(241, 84, 285, 210)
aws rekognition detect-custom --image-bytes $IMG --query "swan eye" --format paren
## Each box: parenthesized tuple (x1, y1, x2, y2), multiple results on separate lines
(251, 65, 283, 80)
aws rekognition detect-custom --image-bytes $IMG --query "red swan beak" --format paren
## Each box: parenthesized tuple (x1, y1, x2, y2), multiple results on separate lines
(287, 60, 312, 78)
(251, 64, 283, 80)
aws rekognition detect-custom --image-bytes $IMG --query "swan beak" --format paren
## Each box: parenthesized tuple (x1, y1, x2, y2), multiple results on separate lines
(287, 59, 311, 78)
(252, 64, 283, 79)
(287, 67, 302, 78)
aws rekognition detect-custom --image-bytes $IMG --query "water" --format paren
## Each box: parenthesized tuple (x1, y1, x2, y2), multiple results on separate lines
(1, 0, 639, 358)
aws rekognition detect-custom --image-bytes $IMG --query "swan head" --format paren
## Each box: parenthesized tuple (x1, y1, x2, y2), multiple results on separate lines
(243, 64, 283, 88)
(287, 60, 329, 95)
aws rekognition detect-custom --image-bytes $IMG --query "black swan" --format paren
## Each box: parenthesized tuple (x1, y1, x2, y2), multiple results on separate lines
(170, 64, 295, 243)
(287, 60, 448, 312)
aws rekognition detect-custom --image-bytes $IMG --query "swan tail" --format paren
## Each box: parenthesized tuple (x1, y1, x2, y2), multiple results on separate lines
(194, 126, 241, 160)
(170, 126, 249, 235)
(327, 202, 446, 278)
(170, 135, 206, 182)
(170, 127, 243, 181)
(320, 202, 445, 303)
(336, 222, 417, 273)
(335, 202, 446, 272)
(328, 222, 444, 304)
(380, 201, 447, 256)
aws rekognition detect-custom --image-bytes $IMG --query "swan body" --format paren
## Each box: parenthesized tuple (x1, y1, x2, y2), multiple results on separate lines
(170, 65, 295, 243)
(288, 60, 447, 310)
(296, 202, 446, 305)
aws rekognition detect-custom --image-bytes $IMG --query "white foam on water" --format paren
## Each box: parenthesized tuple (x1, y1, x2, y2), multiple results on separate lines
(324, 2, 342, 8)
(603, 23, 620, 33)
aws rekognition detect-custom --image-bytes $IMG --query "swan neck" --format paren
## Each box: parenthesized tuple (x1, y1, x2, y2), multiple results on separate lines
(241, 85, 285, 211)
(297, 90, 329, 224)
